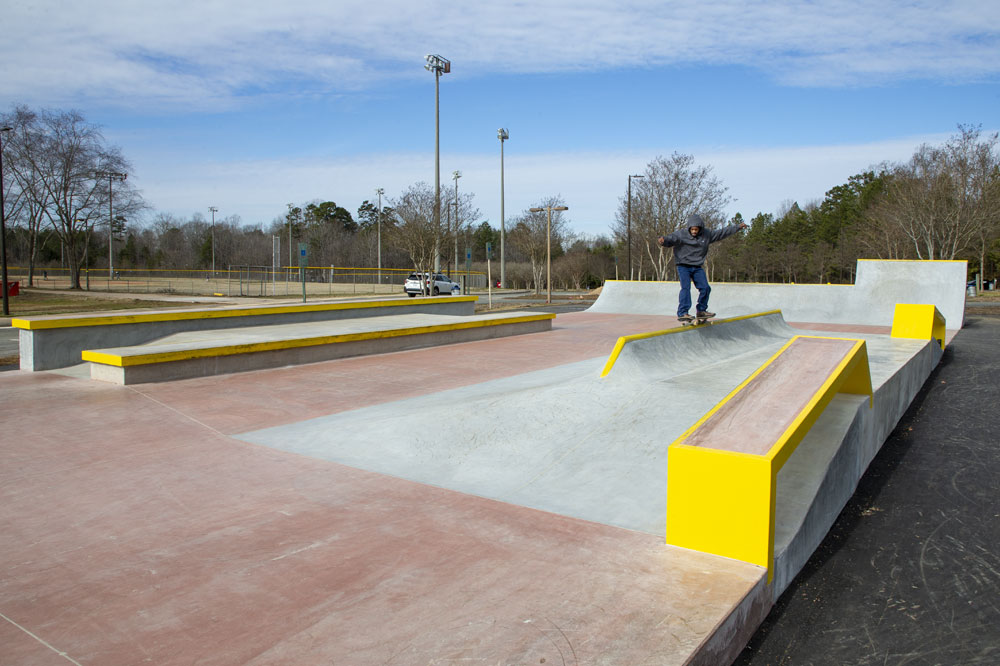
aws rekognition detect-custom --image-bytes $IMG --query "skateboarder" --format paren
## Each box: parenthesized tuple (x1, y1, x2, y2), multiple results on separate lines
(657, 213, 747, 323)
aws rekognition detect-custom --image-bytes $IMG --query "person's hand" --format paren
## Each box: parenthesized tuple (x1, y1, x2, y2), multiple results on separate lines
(656, 235, 666, 247)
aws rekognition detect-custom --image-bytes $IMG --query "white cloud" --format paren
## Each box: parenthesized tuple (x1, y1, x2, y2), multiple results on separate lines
(4, 1, 998, 109)
(129, 133, 953, 237)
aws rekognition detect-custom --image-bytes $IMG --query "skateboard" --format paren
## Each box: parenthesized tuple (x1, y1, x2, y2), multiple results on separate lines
(679, 313, 716, 326)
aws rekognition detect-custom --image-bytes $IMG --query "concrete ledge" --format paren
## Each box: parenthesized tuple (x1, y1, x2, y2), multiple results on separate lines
(15, 296, 476, 371)
(84, 312, 554, 385)
(666, 335, 873, 581)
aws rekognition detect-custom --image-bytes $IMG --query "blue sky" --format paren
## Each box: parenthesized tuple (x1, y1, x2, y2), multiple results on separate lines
(4, 0, 999, 237)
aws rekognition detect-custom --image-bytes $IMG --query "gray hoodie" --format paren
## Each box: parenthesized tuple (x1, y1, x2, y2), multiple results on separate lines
(660, 213, 742, 267)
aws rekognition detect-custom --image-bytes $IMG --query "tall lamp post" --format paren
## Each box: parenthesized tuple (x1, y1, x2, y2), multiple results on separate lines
(528, 205, 569, 304)
(497, 128, 508, 288)
(425, 54, 450, 275)
(627, 174, 644, 280)
(452, 170, 461, 276)
(375, 187, 384, 285)
(0, 127, 12, 316)
(95, 170, 127, 280)
(208, 206, 218, 276)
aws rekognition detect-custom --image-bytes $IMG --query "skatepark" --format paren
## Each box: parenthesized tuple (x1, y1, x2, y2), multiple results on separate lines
(0, 259, 970, 664)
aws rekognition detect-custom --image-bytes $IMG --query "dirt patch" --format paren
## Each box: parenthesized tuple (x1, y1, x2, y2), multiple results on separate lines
(5, 289, 198, 317)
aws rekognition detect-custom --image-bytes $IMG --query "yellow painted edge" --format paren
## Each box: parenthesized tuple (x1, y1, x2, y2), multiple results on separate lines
(82, 313, 554, 367)
(765, 338, 871, 470)
(669, 334, 799, 446)
(599, 309, 782, 378)
(12, 296, 479, 330)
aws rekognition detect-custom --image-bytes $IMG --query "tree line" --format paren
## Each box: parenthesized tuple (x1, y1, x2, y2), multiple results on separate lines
(3, 104, 997, 293)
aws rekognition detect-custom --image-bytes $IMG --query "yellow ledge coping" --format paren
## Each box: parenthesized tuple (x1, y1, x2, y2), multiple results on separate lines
(600, 310, 782, 378)
(666, 335, 873, 582)
(12, 296, 478, 330)
(81, 313, 554, 367)
(890, 303, 946, 350)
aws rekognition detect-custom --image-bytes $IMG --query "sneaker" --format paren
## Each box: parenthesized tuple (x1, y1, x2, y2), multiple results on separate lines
(696, 311, 715, 318)
(677, 314, 694, 322)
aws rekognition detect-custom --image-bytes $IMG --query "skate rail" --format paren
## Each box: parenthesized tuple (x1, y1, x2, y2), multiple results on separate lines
(666, 335, 873, 581)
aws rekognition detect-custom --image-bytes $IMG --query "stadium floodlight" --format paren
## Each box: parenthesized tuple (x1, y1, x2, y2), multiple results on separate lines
(498, 128, 509, 288)
(94, 170, 127, 280)
(424, 55, 451, 274)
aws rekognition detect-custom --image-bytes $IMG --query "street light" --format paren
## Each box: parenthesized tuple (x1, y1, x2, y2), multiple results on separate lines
(0, 127, 12, 316)
(627, 174, 644, 280)
(425, 54, 450, 274)
(452, 170, 461, 277)
(95, 170, 127, 280)
(498, 128, 508, 288)
(375, 187, 384, 285)
(208, 206, 218, 277)
(528, 205, 569, 304)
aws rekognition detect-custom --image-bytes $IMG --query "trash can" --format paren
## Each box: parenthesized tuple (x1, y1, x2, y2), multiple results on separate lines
(5, 281, 18, 297)
(967, 285, 976, 298)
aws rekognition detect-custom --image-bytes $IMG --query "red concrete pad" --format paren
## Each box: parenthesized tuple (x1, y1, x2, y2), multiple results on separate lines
(131, 311, 680, 435)
(0, 370, 765, 665)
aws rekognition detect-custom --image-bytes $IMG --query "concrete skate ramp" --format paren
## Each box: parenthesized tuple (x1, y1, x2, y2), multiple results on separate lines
(590, 259, 967, 328)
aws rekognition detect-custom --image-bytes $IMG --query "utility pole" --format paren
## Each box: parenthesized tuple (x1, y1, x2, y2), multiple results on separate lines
(95, 170, 127, 281)
(208, 206, 218, 276)
(498, 128, 508, 288)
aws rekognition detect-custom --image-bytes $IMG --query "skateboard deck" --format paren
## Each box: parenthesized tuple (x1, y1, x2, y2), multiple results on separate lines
(680, 314, 715, 326)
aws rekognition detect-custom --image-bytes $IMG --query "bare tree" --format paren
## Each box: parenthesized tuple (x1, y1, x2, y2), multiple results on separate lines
(510, 196, 570, 294)
(612, 153, 732, 280)
(867, 126, 1000, 261)
(390, 182, 441, 285)
(11, 109, 144, 288)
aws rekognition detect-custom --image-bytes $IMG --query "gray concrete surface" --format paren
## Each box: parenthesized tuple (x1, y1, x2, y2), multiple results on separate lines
(238, 311, 931, 563)
(18, 296, 475, 371)
(87, 312, 554, 384)
(590, 259, 967, 329)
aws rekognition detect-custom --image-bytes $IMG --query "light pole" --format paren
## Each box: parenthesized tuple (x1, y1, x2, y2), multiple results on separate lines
(0, 127, 12, 316)
(425, 54, 450, 274)
(208, 206, 218, 277)
(498, 128, 508, 288)
(375, 187, 384, 285)
(95, 170, 127, 280)
(529, 205, 569, 304)
(452, 170, 461, 277)
(627, 174, 644, 280)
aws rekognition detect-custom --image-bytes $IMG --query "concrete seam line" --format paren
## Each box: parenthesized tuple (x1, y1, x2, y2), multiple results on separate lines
(0, 612, 84, 666)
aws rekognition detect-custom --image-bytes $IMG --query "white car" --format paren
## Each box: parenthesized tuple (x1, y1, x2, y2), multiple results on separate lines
(403, 272, 461, 297)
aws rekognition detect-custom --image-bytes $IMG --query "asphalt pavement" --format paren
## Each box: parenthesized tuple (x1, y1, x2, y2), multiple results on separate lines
(735, 313, 1000, 665)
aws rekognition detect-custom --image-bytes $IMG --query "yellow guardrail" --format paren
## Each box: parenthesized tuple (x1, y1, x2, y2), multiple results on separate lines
(665, 335, 873, 582)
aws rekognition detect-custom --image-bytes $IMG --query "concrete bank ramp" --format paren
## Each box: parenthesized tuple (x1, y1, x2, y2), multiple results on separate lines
(589, 259, 967, 328)
(238, 312, 816, 536)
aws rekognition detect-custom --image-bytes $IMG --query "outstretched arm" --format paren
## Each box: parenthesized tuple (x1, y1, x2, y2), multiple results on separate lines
(707, 222, 748, 243)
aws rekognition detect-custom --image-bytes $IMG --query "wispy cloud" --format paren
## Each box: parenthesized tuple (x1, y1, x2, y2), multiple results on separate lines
(131, 134, 944, 236)
(4, 1, 998, 110)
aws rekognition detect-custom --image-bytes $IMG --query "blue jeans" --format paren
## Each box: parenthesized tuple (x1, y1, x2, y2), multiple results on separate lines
(677, 264, 710, 316)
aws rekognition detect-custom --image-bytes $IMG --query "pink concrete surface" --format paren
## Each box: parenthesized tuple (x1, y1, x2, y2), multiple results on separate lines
(1, 312, 768, 665)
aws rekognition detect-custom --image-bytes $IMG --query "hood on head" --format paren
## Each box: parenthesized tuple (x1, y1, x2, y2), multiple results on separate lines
(686, 213, 705, 230)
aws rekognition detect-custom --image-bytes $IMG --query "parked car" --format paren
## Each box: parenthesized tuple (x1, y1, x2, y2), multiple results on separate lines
(403, 272, 461, 297)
